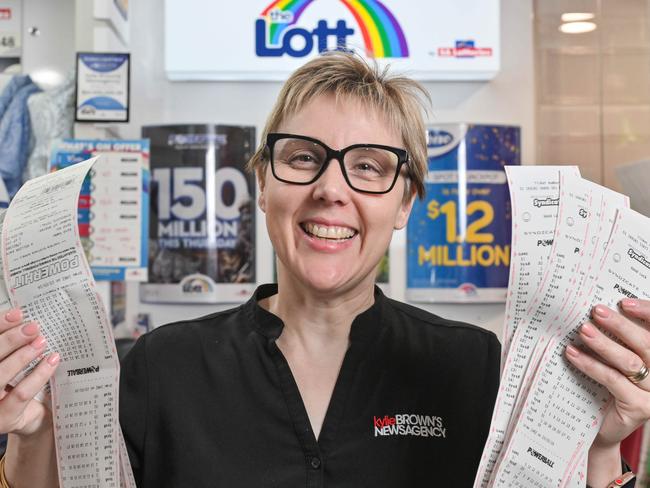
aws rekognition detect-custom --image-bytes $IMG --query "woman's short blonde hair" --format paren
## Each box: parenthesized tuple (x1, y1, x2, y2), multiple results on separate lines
(247, 50, 430, 199)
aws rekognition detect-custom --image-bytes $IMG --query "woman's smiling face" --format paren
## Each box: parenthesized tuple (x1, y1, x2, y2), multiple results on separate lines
(258, 93, 414, 296)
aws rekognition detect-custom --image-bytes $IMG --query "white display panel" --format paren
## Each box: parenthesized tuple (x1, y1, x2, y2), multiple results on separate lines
(164, 0, 500, 81)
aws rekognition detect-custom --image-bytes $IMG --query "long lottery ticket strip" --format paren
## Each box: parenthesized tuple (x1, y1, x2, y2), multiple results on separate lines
(476, 165, 582, 485)
(474, 167, 650, 487)
(499, 166, 580, 365)
(2, 157, 136, 487)
(491, 173, 627, 485)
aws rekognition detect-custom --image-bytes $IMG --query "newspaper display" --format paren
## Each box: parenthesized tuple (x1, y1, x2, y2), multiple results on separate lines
(3, 157, 135, 487)
(474, 167, 650, 487)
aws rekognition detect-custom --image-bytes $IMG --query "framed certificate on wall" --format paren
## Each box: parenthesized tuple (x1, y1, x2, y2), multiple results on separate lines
(75, 52, 130, 122)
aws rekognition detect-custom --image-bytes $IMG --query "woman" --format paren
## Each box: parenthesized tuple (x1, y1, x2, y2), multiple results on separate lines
(2, 51, 650, 487)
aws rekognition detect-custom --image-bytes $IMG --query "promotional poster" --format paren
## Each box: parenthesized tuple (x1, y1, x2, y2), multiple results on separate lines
(49, 139, 150, 281)
(407, 124, 520, 302)
(140, 124, 256, 303)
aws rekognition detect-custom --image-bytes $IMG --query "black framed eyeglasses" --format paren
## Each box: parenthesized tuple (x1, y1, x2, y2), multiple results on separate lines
(265, 133, 410, 194)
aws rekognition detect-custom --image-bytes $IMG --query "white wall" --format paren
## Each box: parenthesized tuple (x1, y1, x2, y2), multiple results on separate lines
(21, 0, 75, 84)
(114, 0, 536, 339)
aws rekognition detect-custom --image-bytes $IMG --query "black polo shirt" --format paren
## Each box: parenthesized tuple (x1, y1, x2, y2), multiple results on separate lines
(120, 284, 500, 487)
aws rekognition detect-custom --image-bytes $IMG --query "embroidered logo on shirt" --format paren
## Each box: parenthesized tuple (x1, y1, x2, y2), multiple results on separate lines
(372, 414, 447, 438)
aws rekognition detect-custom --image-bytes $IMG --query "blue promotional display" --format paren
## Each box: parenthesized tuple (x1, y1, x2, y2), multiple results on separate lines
(407, 124, 520, 302)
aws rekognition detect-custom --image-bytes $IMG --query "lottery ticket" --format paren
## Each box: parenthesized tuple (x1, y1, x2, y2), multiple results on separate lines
(476, 166, 585, 486)
(501, 166, 580, 362)
(475, 169, 632, 488)
(491, 207, 650, 486)
(3, 158, 135, 487)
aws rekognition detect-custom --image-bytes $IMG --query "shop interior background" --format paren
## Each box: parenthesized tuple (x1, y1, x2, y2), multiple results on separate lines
(9, 0, 649, 338)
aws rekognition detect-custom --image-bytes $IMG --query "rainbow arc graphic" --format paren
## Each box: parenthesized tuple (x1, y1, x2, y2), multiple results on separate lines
(260, 0, 409, 58)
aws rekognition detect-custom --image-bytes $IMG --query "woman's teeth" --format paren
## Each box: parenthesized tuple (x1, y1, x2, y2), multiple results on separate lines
(303, 222, 356, 240)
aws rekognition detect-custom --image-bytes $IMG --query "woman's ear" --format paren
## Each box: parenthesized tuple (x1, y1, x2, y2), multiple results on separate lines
(394, 191, 416, 230)
(257, 167, 266, 213)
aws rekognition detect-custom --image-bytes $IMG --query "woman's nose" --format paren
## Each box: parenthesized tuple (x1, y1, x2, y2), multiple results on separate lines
(311, 158, 351, 204)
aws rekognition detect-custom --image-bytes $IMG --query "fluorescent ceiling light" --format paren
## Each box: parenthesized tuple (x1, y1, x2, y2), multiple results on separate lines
(561, 12, 595, 22)
(559, 21, 597, 34)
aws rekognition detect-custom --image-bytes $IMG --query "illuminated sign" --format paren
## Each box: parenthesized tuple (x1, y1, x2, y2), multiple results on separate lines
(165, 0, 500, 80)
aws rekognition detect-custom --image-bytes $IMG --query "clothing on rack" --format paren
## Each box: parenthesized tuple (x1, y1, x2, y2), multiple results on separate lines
(0, 75, 13, 95)
(25, 71, 75, 181)
(0, 74, 32, 118)
(0, 75, 41, 196)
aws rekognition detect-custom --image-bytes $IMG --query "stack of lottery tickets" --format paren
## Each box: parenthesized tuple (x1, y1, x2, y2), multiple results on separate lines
(2, 157, 135, 487)
(474, 166, 650, 487)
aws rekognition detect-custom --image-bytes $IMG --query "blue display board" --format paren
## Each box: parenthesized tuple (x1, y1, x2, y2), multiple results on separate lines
(407, 124, 520, 302)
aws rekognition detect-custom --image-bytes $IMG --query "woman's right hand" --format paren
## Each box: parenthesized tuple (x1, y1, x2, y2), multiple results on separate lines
(0, 308, 59, 437)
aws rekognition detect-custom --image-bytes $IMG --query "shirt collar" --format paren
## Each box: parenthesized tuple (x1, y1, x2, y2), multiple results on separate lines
(244, 283, 386, 344)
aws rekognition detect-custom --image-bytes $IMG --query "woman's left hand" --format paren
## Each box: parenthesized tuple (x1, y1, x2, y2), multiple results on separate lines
(565, 298, 650, 482)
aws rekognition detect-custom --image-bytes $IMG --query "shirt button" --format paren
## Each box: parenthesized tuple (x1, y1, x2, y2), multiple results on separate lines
(310, 456, 321, 469)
